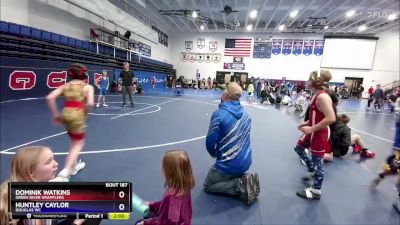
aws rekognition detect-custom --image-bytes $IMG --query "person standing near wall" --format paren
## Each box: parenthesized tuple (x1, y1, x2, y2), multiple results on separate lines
(294, 70, 336, 200)
(367, 86, 374, 109)
(247, 81, 255, 104)
(357, 84, 364, 99)
(130, 76, 137, 94)
(119, 62, 135, 107)
(374, 84, 384, 110)
(256, 80, 262, 98)
(151, 75, 156, 89)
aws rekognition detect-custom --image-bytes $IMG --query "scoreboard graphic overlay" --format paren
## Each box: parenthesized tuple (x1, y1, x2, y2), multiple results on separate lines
(9, 182, 132, 220)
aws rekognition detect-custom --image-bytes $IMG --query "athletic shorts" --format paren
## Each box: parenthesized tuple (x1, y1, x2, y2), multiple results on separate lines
(100, 88, 107, 95)
(61, 108, 86, 141)
(297, 131, 331, 156)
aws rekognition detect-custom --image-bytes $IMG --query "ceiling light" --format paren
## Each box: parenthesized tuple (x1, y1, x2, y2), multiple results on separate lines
(278, 24, 285, 31)
(250, 10, 258, 19)
(388, 13, 397, 21)
(346, 10, 356, 17)
(246, 24, 253, 31)
(324, 25, 329, 30)
(358, 25, 367, 31)
(192, 11, 198, 18)
(307, 24, 312, 27)
(200, 25, 205, 30)
(290, 10, 298, 18)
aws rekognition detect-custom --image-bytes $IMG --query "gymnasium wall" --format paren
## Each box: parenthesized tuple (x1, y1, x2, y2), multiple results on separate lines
(1, 0, 398, 90)
(0, 0, 171, 63)
(170, 28, 399, 90)
(0, 56, 167, 101)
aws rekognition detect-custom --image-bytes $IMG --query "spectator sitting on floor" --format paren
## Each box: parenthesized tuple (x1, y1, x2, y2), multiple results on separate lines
(330, 114, 375, 158)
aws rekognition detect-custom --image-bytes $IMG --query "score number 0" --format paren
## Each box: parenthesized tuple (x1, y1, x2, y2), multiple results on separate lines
(118, 191, 125, 211)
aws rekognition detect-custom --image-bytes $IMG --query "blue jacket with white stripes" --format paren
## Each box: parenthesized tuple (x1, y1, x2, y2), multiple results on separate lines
(206, 100, 252, 175)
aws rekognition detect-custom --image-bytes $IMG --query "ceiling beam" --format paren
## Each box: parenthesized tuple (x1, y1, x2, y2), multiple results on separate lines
(273, 0, 301, 32)
(287, 0, 317, 28)
(243, 0, 254, 32)
(182, 4, 366, 13)
(323, 0, 365, 29)
(253, 0, 269, 32)
(366, 20, 400, 34)
(180, 0, 201, 32)
(159, 0, 194, 32)
(148, 0, 185, 32)
(356, 18, 399, 34)
(234, 0, 239, 31)
(344, 12, 388, 33)
(262, 0, 284, 33)
(299, 0, 335, 27)
(219, 0, 228, 31)
(205, 0, 218, 31)
(346, 1, 400, 33)
(334, 15, 371, 33)
(328, 0, 388, 33)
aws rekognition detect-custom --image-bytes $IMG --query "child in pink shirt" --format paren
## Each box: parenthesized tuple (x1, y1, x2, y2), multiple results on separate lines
(136, 150, 195, 225)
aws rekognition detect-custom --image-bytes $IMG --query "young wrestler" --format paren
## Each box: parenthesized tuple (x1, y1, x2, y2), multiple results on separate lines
(96, 70, 109, 107)
(294, 70, 336, 200)
(371, 114, 400, 212)
(47, 63, 94, 179)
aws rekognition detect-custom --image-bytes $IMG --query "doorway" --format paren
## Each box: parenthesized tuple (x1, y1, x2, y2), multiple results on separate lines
(344, 77, 363, 98)
(233, 72, 248, 83)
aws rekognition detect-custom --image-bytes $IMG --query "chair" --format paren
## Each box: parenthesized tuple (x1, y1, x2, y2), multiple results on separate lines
(51, 34, 61, 44)
(75, 40, 83, 49)
(8, 23, 20, 35)
(31, 28, 42, 40)
(68, 38, 76, 47)
(0, 21, 9, 33)
(82, 41, 89, 50)
(42, 31, 51, 41)
(20, 25, 31, 37)
(88, 42, 96, 52)
(60, 35, 69, 45)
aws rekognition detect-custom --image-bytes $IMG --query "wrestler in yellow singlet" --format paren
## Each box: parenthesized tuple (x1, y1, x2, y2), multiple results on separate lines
(47, 63, 95, 178)
(61, 81, 87, 139)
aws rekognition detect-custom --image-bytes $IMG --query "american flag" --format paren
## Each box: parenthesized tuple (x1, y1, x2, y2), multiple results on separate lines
(224, 39, 252, 56)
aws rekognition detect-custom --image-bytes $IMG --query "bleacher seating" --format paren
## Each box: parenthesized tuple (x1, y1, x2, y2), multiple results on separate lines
(0, 21, 175, 74)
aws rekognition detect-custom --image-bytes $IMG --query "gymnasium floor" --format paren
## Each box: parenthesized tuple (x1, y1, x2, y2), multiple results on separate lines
(1, 88, 399, 225)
